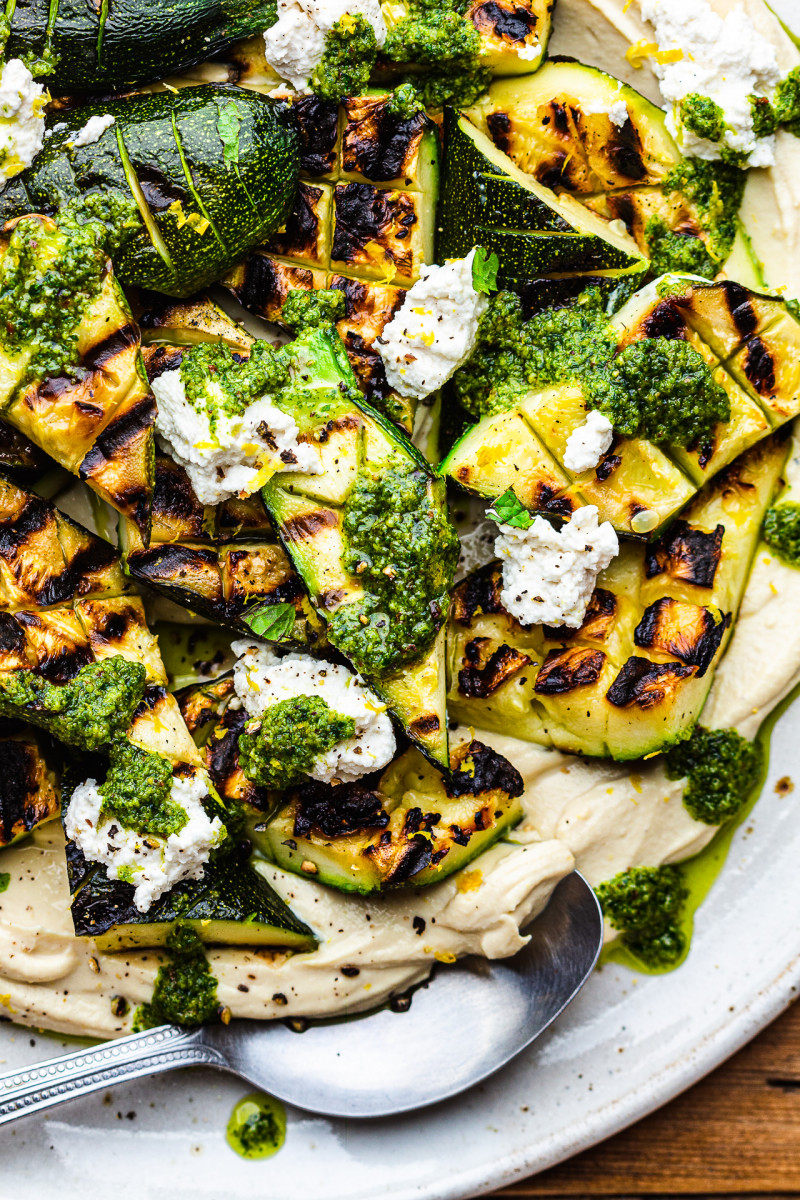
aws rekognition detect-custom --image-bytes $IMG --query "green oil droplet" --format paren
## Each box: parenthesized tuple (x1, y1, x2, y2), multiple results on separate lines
(226, 1092, 286, 1160)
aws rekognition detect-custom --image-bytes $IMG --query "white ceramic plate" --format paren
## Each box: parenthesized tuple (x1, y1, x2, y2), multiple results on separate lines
(2, 688, 799, 1200)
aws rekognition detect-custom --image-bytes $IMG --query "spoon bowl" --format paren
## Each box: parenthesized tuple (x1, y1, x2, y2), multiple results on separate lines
(0, 871, 603, 1124)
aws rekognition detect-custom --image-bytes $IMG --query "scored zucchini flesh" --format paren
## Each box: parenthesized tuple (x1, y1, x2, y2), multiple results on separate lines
(0, 85, 300, 298)
(447, 435, 788, 760)
(0, 726, 60, 848)
(0, 215, 155, 542)
(465, 58, 743, 274)
(223, 92, 441, 432)
(441, 275, 800, 537)
(437, 108, 648, 300)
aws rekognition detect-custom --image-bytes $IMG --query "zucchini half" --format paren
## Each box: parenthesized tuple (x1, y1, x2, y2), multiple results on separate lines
(0, 214, 155, 542)
(0, 86, 300, 298)
(447, 435, 788, 760)
(441, 275, 800, 537)
(465, 58, 744, 274)
(437, 109, 647, 297)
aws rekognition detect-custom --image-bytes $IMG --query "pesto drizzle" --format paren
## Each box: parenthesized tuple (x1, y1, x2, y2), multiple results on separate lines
(133, 924, 219, 1030)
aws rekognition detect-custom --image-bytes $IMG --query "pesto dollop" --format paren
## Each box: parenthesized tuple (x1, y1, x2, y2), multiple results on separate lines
(238, 695, 355, 790)
(0, 657, 146, 751)
(281, 286, 345, 334)
(666, 725, 763, 825)
(596, 865, 688, 969)
(679, 93, 727, 142)
(99, 738, 187, 839)
(383, 0, 491, 109)
(179, 339, 290, 433)
(763, 502, 800, 568)
(329, 464, 459, 675)
(645, 216, 717, 281)
(134, 924, 219, 1029)
(226, 1093, 287, 1160)
(658, 158, 745, 267)
(312, 15, 378, 103)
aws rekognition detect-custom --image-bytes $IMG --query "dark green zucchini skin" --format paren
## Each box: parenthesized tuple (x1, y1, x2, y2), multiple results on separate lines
(6, 0, 277, 93)
(0, 85, 299, 298)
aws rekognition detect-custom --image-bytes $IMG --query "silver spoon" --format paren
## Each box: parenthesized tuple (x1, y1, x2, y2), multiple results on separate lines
(0, 871, 602, 1124)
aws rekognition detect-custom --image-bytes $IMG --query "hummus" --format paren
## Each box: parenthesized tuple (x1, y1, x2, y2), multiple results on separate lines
(3, 0, 800, 1040)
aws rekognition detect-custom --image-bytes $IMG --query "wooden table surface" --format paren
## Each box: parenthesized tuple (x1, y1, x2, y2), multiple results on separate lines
(490, 998, 800, 1197)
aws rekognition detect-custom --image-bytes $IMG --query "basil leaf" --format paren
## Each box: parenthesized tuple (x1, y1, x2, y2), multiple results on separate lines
(0, 872, 9, 893)
(487, 489, 534, 530)
(243, 602, 297, 641)
(217, 100, 243, 171)
(472, 247, 499, 295)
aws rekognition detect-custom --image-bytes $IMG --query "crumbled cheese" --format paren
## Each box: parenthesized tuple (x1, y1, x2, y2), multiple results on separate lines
(152, 369, 320, 506)
(0, 59, 46, 189)
(232, 639, 396, 785)
(377, 249, 489, 401)
(607, 99, 630, 128)
(638, 0, 780, 167)
(64, 768, 225, 913)
(494, 505, 619, 629)
(563, 410, 615, 474)
(71, 113, 115, 148)
(263, 0, 387, 92)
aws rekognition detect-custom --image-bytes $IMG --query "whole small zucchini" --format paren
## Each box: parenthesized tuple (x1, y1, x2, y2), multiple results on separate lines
(5, 0, 277, 92)
(0, 84, 300, 297)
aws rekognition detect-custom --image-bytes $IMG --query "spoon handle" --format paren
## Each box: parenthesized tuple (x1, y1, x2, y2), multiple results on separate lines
(0, 1024, 226, 1126)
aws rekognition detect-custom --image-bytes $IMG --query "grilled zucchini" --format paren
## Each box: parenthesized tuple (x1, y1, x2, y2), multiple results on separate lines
(442, 276, 800, 537)
(447, 435, 787, 759)
(465, 59, 745, 277)
(0, 725, 60, 846)
(0, 214, 155, 541)
(0, 86, 300, 298)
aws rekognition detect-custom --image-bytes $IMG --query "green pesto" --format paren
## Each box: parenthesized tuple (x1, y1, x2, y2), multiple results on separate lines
(0, 872, 9, 893)
(238, 695, 355, 790)
(596, 865, 688, 969)
(583, 337, 730, 447)
(666, 725, 762, 825)
(60, 189, 142, 259)
(383, 0, 491, 109)
(179, 339, 290, 434)
(226, 1093, 287, 1160)
(312, 15, 378, 103)
(644, 216, 717, 280)
(386, 82, 427, 121)
(0, 657, 146, 751)
(750, 94, 778, 138)
(679, 92, 726, 142)
(281, 287, 345, 334)
(774, 66, 800, 135)
(661, 158, 745, 264)
(99, 738, 187, 839)
(329, 464, 458, 675)
(763, 502, 800, 567)
(134, 924, 219, 1029)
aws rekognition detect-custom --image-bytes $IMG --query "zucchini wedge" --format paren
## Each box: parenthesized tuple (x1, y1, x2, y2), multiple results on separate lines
(0, 214, 155, 541)
(0, 725, 60, 847)
(437, 109, 647, 296)
(6, 1, 278, 92)
(447, 435, 788, 759)
(465, 58, 745, 277)
(441, 275, 800, 537)
(0, 86, 300, 298)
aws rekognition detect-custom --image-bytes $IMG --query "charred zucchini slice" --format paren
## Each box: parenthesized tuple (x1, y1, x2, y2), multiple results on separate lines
(248, 739, 524, 894)
(0, 726, 60, 847)
(447, 435, 788, 759)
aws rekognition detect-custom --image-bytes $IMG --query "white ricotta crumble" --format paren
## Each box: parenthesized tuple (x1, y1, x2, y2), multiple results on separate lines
(263, 0, 387, 92)
(152, 368, 320, 506)
(563, 410, 615, 474)
(71, 113, 115, 148)
(0, 59, 46, 189)
(638, 0, 781, 168)
(64, 768, 225, 914)
(493, 505, 619, 629)
(582, 96, 629, 127)
(232, 638, 397, 785)
(377, 249, 489, 401)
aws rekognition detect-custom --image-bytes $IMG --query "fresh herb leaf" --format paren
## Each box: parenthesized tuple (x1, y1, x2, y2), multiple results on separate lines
(486, 489, 534, 529)
(0, 872, 9, 893)
(217, 100, 243, 172)
(472, 247, 499, 295)
(243, 602, 297, 641)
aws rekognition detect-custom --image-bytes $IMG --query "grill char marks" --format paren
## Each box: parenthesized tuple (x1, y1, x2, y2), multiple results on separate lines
(332, 183, 419, 282)
(78, 390, 156, 538)
(634, 598, 730, 676)
(446, 739, 524, 799)
(0, 735, 57, 845)
(642, 300, 689, 342)
(467, 0, 538, 43)
(742, 337, 777, 395)
(265, 181, 326, 263)
(458, 638, 532, 698)
(721, 280, 759, 338)
(486, 111, 512, 154)
(293, 95, 339, 177)
(13, 609, 93, 683)
(342, 95, 428, 184)
(225, 252, 320, 324)
(534, 646, 605, 694)
(543, 587, 617, 642)
(293, 777, 390, 839)
(645, 520, 724, 589)
(281, 508, 338, 543)
(606, 656, 697, 709)
(451, 562, 506, 626)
